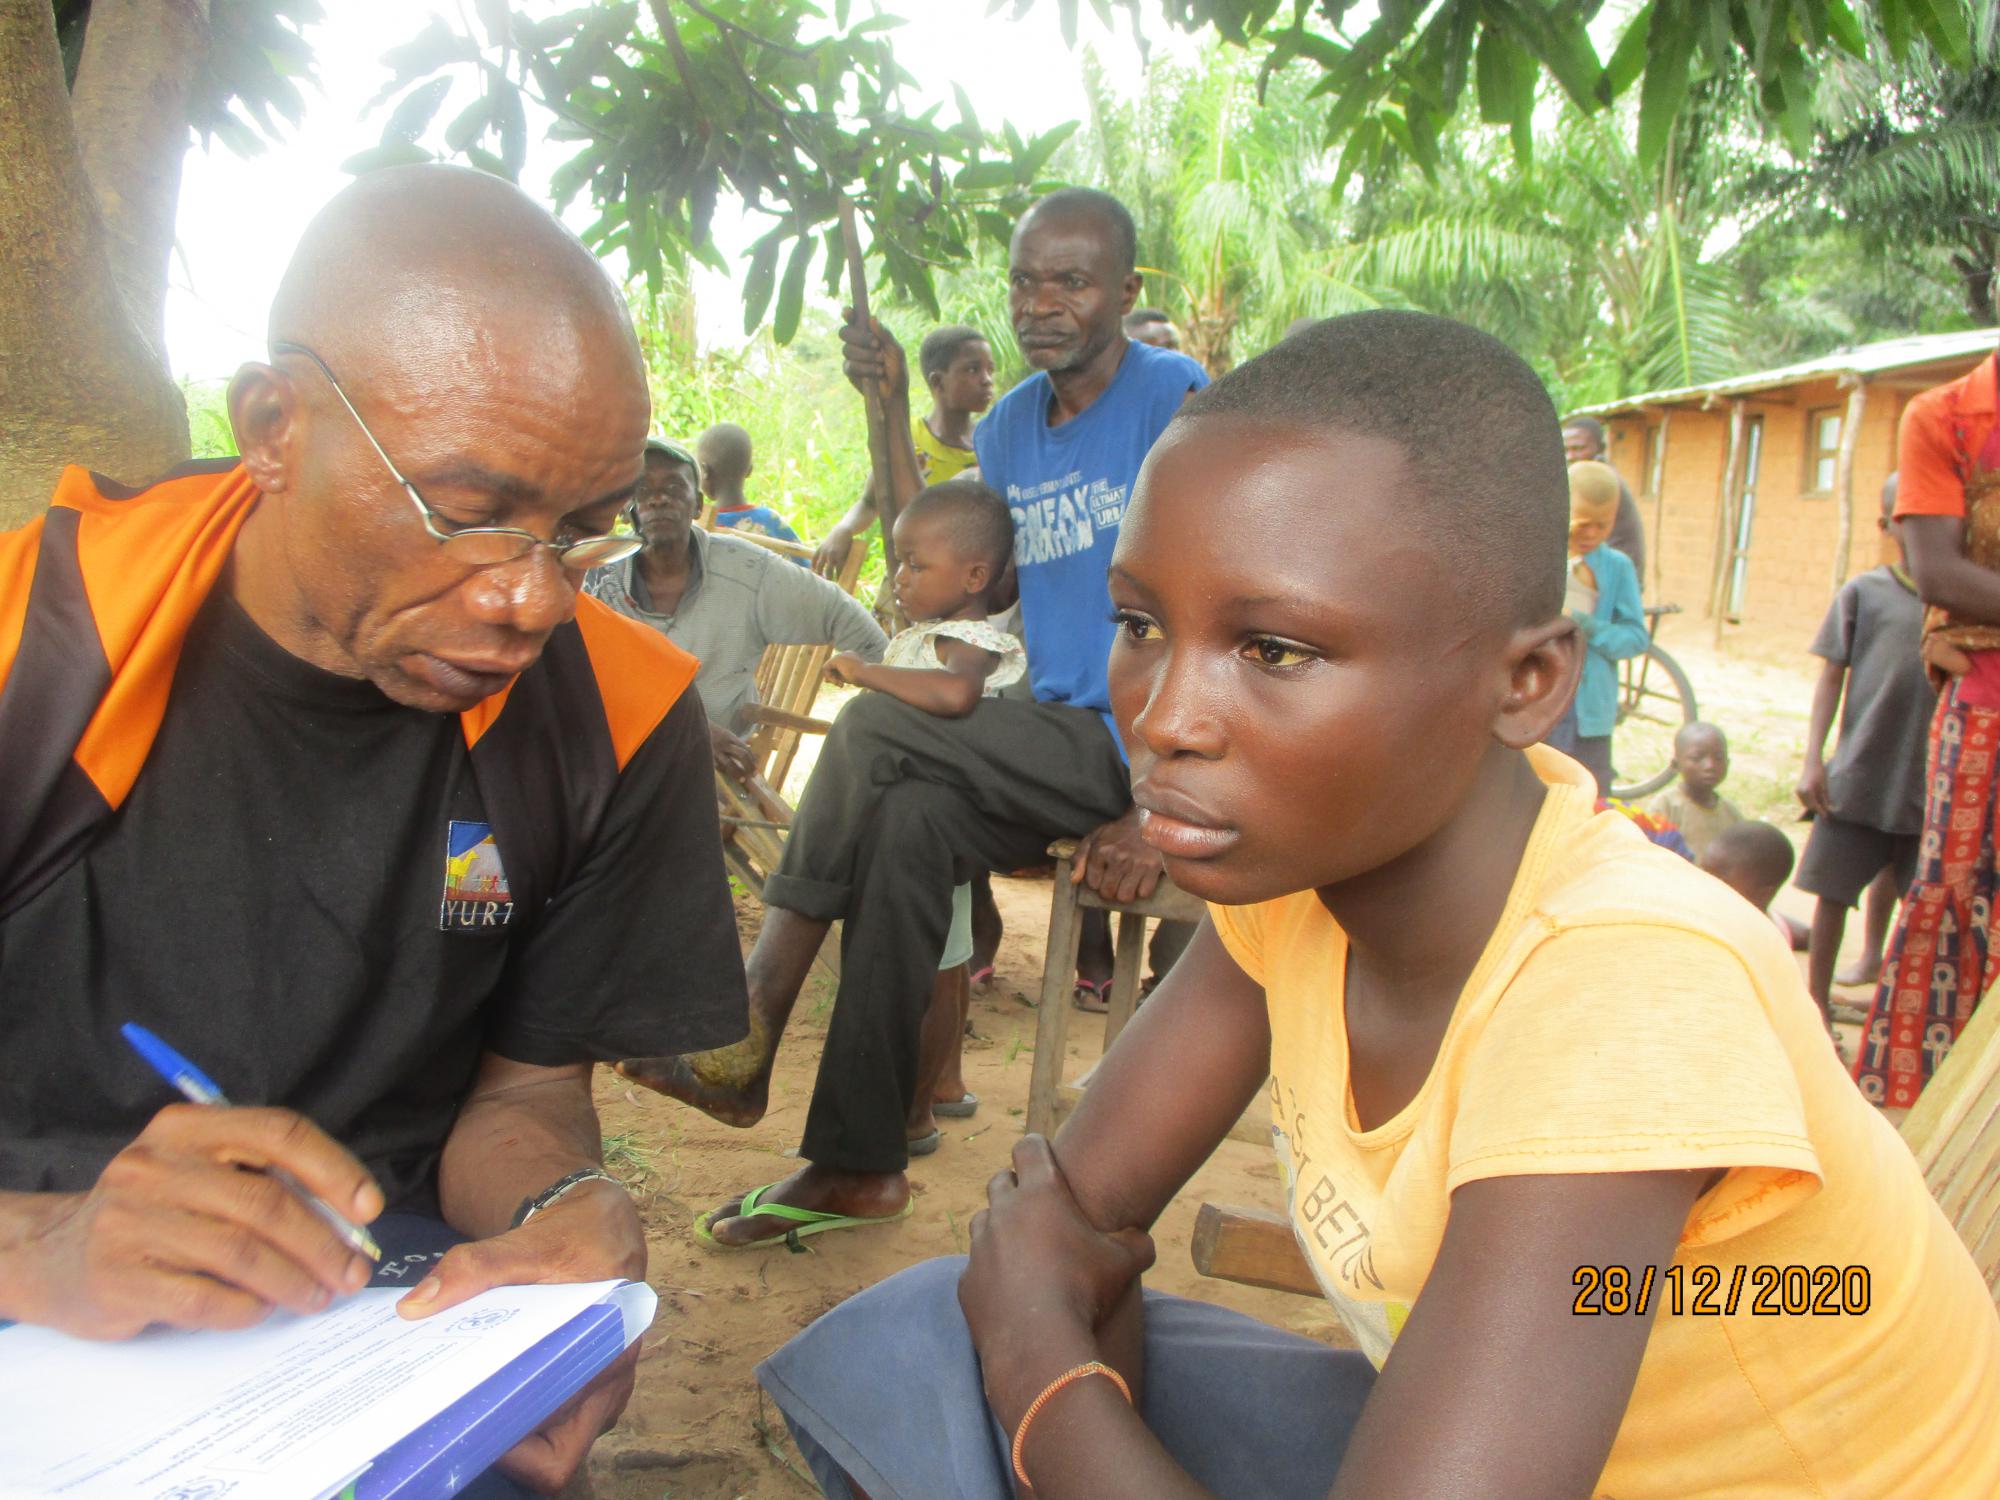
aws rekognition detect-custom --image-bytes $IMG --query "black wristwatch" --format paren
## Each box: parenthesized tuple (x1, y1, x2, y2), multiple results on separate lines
(509, 1166, 624, 1230)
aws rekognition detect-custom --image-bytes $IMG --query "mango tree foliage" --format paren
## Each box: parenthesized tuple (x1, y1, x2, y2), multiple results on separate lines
(1006, 0, 1977, 177)
(366, 0, 1076, 343)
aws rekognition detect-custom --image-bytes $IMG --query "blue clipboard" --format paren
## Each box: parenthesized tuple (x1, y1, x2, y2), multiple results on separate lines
(343, 1300, 629, 1499)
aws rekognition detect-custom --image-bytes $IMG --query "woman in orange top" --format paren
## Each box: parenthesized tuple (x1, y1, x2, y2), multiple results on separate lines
(1860, 350, 2000, 1109)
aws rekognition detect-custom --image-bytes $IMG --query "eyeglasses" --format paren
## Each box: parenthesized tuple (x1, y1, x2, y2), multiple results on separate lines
(271, 341, 643, 571)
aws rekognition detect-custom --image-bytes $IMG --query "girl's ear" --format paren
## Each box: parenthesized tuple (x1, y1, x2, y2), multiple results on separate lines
(965, 559, 994, 595)
(1493, 618, 1583, 750)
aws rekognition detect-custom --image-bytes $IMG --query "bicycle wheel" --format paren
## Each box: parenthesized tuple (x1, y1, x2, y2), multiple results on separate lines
(1610, 644, 1698, 801)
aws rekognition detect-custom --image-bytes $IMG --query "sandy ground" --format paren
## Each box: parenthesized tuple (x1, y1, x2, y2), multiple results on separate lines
(583, 638, 1885, 1498)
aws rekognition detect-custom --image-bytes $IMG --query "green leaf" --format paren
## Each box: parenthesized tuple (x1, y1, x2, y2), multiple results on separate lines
(444, 95, 493, 153)
(952, 81, 981, 135)
(379, 17, 475, 87)
(1602, 0, 1653, 97)
(341, 140, 436, 175)
(773, 233, 814, 344)
(465, 146, 510, 177)
(1635, 0, 1695, 172)
(743, 233, 782, 334)
(1912, 0, 1973, 67)
(1816, 0, 1867, 56)
(473, 0, 510, 47)
(383, 76, 452, 144)
(497, 81, 528, 177)
(1878, 0, 1913, 59)
(1017, 119, 1081, 179)
(955, 160, 1019, 192)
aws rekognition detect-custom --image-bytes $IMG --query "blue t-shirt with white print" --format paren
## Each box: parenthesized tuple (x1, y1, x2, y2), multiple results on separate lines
(974, 339, 1208, 722)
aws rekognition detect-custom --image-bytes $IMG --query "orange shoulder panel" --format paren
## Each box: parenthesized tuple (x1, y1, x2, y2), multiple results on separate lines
(0, 513, 47, 704)
(65, 464, 262, 806)
(572, 593, 699, 770)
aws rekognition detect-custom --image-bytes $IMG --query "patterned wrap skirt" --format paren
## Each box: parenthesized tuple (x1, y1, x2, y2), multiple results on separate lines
(1854, 680, 2000, 1107)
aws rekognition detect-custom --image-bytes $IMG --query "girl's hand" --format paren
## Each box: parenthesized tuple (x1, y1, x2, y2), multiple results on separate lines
(824, 652, 866, 686)
(958, 1135, 1155, 1430)
(1924, 634, 1974, 680)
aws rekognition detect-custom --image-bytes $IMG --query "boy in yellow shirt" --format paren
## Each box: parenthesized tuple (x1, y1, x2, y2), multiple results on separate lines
(755, 312, 2000, 1500)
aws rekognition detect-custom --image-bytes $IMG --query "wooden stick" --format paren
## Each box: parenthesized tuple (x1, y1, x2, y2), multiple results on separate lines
(836, 196, 899, 566)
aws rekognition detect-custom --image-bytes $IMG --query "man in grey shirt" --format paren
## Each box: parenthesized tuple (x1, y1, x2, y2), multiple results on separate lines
(585, 440, 885, 778)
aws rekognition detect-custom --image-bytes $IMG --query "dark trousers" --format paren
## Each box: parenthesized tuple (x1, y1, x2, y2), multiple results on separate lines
(766, 694, 1130, 1172)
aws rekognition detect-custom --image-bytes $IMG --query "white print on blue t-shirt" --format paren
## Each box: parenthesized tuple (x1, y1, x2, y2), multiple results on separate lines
(1008, 473, 1131, 567)
(974, 340, 1208, 718)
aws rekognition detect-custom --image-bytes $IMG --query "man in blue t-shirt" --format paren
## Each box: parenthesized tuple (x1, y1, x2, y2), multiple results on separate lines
(620, 189, 1209, 1246)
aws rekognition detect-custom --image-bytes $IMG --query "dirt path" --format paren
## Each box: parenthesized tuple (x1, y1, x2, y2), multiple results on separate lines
(587, 640, 1879, 1496)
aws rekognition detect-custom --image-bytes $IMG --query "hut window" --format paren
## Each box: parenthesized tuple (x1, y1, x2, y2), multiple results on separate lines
(1804, 408, 1842, 495)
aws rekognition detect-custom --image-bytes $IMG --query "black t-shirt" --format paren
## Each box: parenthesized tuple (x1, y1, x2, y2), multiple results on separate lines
(0, 593, 746, 1210)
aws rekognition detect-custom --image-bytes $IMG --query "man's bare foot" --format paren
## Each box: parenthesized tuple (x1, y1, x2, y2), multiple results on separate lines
(624, 907, 831, 1126)
(702, 1163, 911, 1248)
(617, 1024, 774, 1128)
(1835, 954, 1884, 987)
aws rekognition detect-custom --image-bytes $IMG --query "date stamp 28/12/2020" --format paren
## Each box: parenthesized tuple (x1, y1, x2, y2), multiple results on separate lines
(1573, 1264, 1871, 1317)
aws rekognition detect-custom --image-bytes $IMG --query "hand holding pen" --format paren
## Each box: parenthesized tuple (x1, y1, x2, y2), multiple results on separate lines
(0, 1029, 385, 1341)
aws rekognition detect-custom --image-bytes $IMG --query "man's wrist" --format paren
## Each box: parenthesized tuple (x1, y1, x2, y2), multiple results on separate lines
(510, 1167, 625, 1230)
(0, 1192, 78, 1323)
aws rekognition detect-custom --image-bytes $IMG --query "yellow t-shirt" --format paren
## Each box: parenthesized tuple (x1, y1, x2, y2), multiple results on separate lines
(912, 415, 978, 485)
(1210, 748, 2000, 1499)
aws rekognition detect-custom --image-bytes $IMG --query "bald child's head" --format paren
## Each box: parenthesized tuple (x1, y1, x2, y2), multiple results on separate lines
(695, 423, 754, 503)
(1567, 461, 1621, 558)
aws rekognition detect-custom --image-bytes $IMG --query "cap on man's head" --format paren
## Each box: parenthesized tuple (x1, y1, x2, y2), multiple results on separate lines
(645, 437, 698, 469)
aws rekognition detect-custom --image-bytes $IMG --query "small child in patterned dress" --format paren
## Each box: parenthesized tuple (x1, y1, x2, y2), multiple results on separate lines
(824, 478, 1025, 1147)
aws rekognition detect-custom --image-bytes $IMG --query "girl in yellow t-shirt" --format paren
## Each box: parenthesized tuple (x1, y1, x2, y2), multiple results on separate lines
(755, 312, 2000, 1500)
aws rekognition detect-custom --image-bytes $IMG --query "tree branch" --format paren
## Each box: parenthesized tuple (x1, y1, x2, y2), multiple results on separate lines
(0, 0, 188, 520)
(68, 0, 211, 362)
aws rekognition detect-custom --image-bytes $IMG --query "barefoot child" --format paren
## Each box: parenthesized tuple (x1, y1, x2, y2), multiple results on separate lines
(822, 478, 1027, 1155)
(1544, 460, 1647, 792)
(1795, 473, 1934, 1027)
(1699, 819, 1808, 947)
(1647, 720, 1743, 861)
(756, 312, 2000, 1499)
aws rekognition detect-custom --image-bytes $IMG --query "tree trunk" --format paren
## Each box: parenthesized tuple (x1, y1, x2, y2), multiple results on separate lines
(0, 0, 192, 530)
(70, 0, 210, 365)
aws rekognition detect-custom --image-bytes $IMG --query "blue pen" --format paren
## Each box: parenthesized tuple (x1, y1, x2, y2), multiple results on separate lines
(120, 1022, 381, 1263)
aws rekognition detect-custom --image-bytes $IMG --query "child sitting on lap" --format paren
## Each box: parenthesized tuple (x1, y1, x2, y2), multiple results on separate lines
(756, 312, 2000, 1500)
(823, 478, 1026, 1144)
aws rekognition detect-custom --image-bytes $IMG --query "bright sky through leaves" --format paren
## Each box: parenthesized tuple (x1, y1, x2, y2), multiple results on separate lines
(165, 0, 1192, 379)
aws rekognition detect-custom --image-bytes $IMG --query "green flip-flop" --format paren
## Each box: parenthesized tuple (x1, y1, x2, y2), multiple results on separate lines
(693, 1180, 914, 1253)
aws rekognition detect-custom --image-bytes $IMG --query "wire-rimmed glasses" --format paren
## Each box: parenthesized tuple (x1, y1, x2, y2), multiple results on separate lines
(271, 340, 643, 571)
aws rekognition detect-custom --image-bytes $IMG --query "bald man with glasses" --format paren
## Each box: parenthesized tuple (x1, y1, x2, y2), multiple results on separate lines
(0, 166, 747, 1496)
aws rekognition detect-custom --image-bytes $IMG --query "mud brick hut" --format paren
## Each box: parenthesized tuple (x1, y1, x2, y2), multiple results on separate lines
(1575, 329, 2000, 659)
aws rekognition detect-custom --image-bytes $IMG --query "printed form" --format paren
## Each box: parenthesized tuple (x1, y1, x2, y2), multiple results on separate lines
(0, 1280, 655, 1499)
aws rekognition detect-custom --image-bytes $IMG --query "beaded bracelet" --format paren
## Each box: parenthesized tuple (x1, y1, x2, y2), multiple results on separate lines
(1010, 1360, 1134, 1487)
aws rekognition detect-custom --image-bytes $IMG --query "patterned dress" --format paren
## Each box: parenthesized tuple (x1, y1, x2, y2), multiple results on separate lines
(1857, 358, 2000, 1108)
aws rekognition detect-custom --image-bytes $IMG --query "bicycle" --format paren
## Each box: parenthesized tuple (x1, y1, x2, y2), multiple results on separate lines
(1609, 604, 1699, 801)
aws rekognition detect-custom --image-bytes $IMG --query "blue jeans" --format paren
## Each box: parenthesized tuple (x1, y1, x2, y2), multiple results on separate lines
(757, 1256, 1376, 1500)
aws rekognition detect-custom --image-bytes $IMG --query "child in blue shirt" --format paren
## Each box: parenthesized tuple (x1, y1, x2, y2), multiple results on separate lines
(696, 422, 805, 552)
(1545, 460, 1648, 791)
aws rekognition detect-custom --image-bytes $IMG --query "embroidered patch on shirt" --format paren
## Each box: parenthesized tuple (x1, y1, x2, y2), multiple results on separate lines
(440, 820, 515, 931)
